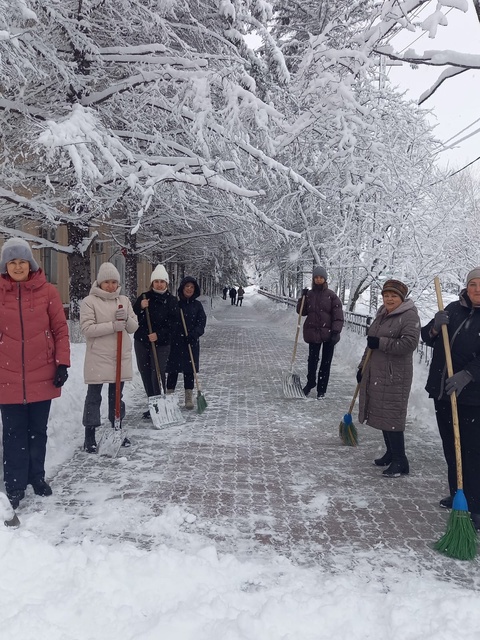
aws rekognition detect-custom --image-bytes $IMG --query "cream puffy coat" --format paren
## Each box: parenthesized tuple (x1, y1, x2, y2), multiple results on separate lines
(80, 283, 138, 384)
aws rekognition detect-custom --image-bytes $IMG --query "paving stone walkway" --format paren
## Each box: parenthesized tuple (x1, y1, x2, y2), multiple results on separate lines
(23, 292, 480, 589)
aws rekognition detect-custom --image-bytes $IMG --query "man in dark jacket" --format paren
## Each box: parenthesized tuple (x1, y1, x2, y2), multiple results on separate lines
(297, 266, 344, 399)
(421, 268, 480, 529)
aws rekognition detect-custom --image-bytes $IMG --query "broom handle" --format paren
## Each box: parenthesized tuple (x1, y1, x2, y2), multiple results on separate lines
(143, 295, 165, 394)
(346, 349, 372, 415)
(434, 276, 464, 490)
(179, 306, 202, 392)
(291, 295, 306, 369)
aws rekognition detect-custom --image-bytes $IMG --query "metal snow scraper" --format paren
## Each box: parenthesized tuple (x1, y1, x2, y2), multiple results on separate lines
(282, 294, 306, 399)
(0, 493, 20, 528)
(144, 296, 184, 429)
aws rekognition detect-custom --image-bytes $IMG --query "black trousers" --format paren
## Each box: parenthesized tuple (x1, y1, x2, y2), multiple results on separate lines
(134, 340, 170, 396)
(434, 399, 480, 514)
(167, 371, 194, 391)
(306, 341, 335, 395)
(83, 383, 125, 428)
(1, 400, 51, 493)
(236, 297, 243, 306)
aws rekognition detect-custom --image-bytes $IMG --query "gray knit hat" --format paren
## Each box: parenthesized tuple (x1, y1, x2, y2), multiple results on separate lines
(96, 262, 121, 285)
(466, 268, 480, 285)
(0, 237, 39, 274)
(312, 266, 328, 280)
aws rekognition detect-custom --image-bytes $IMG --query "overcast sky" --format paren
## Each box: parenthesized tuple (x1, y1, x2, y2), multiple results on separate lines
(387, 1, 480, 172)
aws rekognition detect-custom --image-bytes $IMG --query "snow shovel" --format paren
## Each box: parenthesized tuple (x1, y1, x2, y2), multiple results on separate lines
(0, 492, 20, 528)
(144, 298, 184, 428)
(99, 311, 126, 458)
(282, 294, 306, 399)
(179, 308, 207, 414)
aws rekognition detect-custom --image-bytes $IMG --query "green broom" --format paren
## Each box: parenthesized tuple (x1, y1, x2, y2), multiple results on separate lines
(339, 349, 372, 446)
(433, 276, 477, 560)
(180, 308, 207, 414)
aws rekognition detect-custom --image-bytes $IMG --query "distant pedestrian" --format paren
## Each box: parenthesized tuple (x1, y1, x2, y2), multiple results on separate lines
(222, 286, 228, 300)
(0, 237, 70, 510)
(80, 262, 138, 453)
(229, 286, 237, 306)
(236, 286, 245, 306)
(133, 264, 179, 419)
(421, 268, 480, 529)
(297, 266, 343, 399)
(357, 279, 420, 478)
(167, 276, 207, 409)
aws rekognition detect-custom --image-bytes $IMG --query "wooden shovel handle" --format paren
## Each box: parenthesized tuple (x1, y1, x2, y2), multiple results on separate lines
(347, 348, 372, 415)
(291, 295, 306, 368)
(143, 294, 165, 393)
(434, 276, 463, 489)
(179, 306, 201, 392)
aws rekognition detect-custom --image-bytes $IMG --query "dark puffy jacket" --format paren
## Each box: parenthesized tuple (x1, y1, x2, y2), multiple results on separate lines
(133, 289, 179, 346)
(421, 290, 480, 405)
(167, 277, 207, 374)
(296, 283, 344, 344)
(358, 299, 420, 432)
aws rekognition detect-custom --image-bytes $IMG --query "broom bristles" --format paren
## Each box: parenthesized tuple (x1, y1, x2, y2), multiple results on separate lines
(196, 391, 207, 415)
(434, 490, 477, 561)
(339, 413, 358, 447)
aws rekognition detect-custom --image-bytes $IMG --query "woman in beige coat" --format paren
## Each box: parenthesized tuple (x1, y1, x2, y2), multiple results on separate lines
(80, 262, 138, 452)
(357, 279, 420, 477)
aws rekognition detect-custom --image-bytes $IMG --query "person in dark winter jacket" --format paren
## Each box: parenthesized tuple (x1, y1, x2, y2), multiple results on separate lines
(133, 264, 179, 419)
(167, 276, 207, 409)
(236, 286, 245, 306)
(357, 279, 420, 478)
(229, 287, 237, 305)
(421, 268, 480, 529)
(0, 237, 70, 510)
(222, 286, 228, 300)
(297, 266, 344, 398)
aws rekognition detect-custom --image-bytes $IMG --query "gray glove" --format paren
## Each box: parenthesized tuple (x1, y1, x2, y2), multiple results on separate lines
(113, 320, 126, 332)
(445, 370, 473, 396)
(115, 307, 127, 320)
(433, 310, 449, 333)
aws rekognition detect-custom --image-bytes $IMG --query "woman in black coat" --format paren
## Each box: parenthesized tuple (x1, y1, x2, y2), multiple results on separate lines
(167, 276, 207, 409)
(133, 264, 179, 418)
(421, 268, 480, 529)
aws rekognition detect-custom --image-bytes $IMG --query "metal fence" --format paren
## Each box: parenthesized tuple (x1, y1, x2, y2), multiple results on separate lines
(257, 288, 433, 366)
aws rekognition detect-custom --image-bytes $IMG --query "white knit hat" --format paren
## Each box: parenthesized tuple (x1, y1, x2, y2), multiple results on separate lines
(0, 237, 39, 274)
(150, 264, 169, 283)
(96, 262, 121, 285)
(466, 268, 480, 285)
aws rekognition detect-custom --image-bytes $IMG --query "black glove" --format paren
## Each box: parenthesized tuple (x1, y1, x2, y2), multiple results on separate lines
(301, 288, 308, 297)
(53, 365, 69, 388)
(356, 369, 362, 384)
(186, 334, 196, 345)
(433, 310, 449, 333)
(445, 370, 473, 396)
(330, 331, 340, 345)
(367, 336, 380, 350)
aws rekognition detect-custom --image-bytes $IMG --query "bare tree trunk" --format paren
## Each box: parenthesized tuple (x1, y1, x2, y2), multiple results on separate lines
(66, 221, 92, 339)
(124, 232, 137, 300)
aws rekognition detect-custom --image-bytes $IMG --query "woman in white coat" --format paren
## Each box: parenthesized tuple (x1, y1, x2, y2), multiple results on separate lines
(80, 262, 138, 452)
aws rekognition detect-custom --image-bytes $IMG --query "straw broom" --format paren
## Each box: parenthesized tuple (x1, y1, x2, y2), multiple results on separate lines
(339, 349, 372, 446)
(433, 276, 477, 561)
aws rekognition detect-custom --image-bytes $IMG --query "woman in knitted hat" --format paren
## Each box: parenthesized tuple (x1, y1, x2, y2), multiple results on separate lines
(421, 268, 480, 529)
(357, 279, 420, 478)
(132, 264, 179, 419)
(0, 237, 70, 510)
(296, 265, 344, 398)
(80, 262, 138, 452)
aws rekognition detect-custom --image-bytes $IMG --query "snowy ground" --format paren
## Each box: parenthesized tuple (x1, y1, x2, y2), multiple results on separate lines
(1, 288, 480, 640)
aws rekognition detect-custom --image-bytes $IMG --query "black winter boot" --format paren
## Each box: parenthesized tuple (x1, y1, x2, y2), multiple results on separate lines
(32, 479, 52, 496)
(83, 426, 97, 453)
(373, 431, 392, 466)
(7, 489, 25, 510)
(382, 431, 409, 477)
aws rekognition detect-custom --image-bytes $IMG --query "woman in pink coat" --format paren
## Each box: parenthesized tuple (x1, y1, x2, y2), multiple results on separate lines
(0, 237, 70, 510)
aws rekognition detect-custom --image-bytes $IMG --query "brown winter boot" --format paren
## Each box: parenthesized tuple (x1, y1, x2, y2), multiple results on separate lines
(185, 389, 194, 410)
